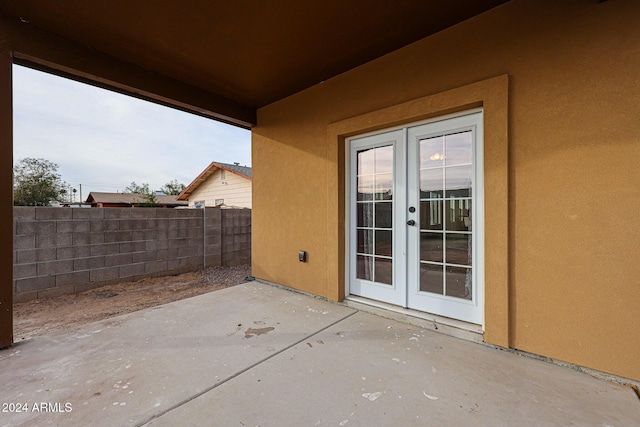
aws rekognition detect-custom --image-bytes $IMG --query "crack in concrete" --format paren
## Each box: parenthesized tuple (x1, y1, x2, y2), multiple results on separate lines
(136, 309, 359, 427)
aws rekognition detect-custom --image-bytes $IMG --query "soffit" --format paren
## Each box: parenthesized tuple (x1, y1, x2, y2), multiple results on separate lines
(0, 0, 508, 124)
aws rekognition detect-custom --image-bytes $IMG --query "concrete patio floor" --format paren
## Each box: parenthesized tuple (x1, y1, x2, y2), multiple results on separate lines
(0, 282, 638, 427)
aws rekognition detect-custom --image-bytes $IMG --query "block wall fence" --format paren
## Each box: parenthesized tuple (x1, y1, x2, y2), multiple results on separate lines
(12, 207, 251, 302)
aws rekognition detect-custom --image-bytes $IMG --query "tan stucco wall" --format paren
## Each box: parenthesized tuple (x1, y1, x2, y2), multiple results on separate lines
(252, 0, 640, 381)
(189, 169, 252, 208)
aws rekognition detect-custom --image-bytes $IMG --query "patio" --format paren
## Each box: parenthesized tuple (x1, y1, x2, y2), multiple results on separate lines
(1, 282, 638, 426)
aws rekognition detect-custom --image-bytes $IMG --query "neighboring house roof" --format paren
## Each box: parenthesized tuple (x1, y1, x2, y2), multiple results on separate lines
(85, 192, 188, 207)
(177, 161, 252, 201)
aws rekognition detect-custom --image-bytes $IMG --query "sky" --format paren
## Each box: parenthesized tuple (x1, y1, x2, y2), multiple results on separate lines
(12, 64, 251, 202)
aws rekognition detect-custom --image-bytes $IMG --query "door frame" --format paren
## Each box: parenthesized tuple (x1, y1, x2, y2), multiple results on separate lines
(330, 75, 509, 346)
(345, 108, 484, 326)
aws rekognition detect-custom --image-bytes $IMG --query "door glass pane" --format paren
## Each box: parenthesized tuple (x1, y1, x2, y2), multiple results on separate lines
(444, 131, 472, 166)
(374, 145, 394, 174)
(356, 255, 373, 281)
(420, 263, 443, 294)
(374, 173, 393, 200)
(420, 232, 443, 263)
(357, 202, 374, 227)
(420, 136, 444, 168)
(375, 230, 392, 257)
(445, 199, 471, 231)
(374, 258, 393, 285)
(357, 229, 373, 254)
(445, 233, 471, 266)
(420, 200, 443, 230)
(445, 266, 472, 300)
(357, 175, 374, 201)
(375, 202, 393, 228)
(357, 149, 375, 176)
(419, 168, 443, 196)
(445, 165, 472, 198)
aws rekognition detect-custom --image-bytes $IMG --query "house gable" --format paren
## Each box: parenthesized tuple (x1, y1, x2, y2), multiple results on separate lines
(180, 163, 252, 208)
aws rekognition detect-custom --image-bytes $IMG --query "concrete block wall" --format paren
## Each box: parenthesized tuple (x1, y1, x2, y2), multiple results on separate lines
(204, 207, 222, 267)
(13, 207, 251, 302)
(221, 209, 252, 266)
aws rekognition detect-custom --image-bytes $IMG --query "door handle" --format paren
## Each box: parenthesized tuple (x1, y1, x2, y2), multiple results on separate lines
(407, 219, 416, 226)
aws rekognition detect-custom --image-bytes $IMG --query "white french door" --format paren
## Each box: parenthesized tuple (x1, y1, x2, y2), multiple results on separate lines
(349, 111, 483, 325)
(348, 129, 406, 306)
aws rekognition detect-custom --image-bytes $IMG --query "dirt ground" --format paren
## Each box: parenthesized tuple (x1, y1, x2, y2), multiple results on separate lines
(13, 265, 252, 341)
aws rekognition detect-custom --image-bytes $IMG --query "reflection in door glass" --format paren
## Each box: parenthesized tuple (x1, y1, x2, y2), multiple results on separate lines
(419, 135, 444, 168)
(443, 131, 472, 166)
(420, 263, 443, 294)
(357, 149, 375, 176)
(374, 230, 392, 257)
(420, 200, 443, 230)
(445, 199, 471, 231)
(357, 175, 374, 201)
(445, 165, 472, 198)
(419, 168, 443, 195)
(375, 202, 393, 228)
(375, 173, 393, 199)
(357, 202, 374, 227)
(445, 266, 472, 300)
(445, 234, 471, 266)
(357, 229, 373, 254)
(357, 255, 373, 281)
(419, 130, 473, 299)
(374, 258, 393, 285)
(355, 145, 393, 286)
(419, 232, 443, 263)
(374, 145, 394, 174)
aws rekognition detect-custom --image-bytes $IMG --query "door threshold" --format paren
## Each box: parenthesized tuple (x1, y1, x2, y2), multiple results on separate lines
(343, 295, 484, 344)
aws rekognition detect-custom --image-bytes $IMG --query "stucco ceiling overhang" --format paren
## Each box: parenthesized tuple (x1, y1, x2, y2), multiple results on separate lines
(0, 0, 508, 128)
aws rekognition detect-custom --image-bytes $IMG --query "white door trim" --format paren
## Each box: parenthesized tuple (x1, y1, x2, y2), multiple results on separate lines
(346, 109, 484, 326)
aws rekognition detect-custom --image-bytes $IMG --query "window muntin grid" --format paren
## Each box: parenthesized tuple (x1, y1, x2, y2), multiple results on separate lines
(355, 144, 393, 285)
(419, 130, 473, 300)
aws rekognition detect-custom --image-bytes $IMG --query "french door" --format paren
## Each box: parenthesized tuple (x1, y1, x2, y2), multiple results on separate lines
(349, 112, 483, 325)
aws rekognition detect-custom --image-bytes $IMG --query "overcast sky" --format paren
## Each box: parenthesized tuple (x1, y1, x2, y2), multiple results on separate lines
(12, 64, 251, 202)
